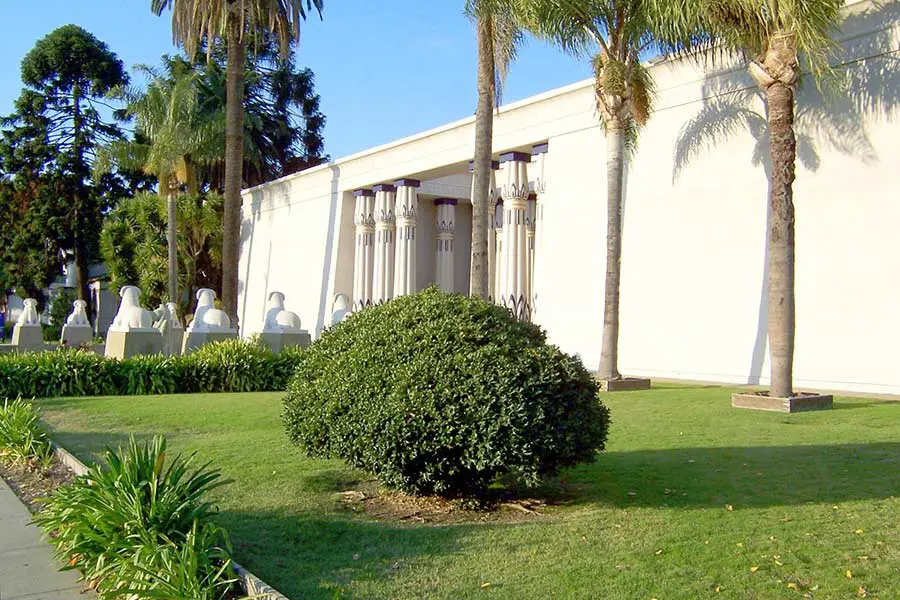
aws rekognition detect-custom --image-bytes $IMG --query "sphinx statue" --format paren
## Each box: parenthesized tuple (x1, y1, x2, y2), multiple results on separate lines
(61, 299, 93, 347)
(331, 293, 351, 326)
(182, 288, 237, 354)
(11, 298, 43, 351)
(105, 285, 163, 359)
(258, 291, 309, 352)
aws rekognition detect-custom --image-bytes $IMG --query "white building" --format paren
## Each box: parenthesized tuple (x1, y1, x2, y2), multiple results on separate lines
(239, 2, 900, 396)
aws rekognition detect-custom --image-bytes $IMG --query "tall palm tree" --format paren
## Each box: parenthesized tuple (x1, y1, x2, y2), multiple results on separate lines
(151, 0, 323, 328)
(520, 0, 672, 382)
(465, 0, 523, 299)
(97, 61, 223, 310)
(649, 0, 844, 398)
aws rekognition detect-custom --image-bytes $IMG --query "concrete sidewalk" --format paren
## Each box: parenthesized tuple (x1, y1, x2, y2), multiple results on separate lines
(0, 477, 87, 600)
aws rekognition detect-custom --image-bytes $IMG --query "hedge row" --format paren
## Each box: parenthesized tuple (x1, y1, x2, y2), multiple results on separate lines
(0, 339, 304, 399)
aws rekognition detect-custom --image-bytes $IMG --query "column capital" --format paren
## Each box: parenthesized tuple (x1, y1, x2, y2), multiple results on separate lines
(353, 188, 374, 197)
(434, 198, 458, 206)
(531, 142, 549, 156)
(499, 151, 531, 164)
(373, 183, 396, 193)
(468, 160, 500, 172)
(394, 178, 421, 188)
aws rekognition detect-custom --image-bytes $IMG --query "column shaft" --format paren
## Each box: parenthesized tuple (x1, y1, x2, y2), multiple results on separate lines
(352, 191, 375, 311)
(373, 186, 396, 303)
(435, 199, 457, 292)
(393, 179, 421, 298)
(499, 153, 531, 320)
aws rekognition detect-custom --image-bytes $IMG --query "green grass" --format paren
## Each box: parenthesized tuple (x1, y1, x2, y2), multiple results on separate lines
(36, 386, 900, 600)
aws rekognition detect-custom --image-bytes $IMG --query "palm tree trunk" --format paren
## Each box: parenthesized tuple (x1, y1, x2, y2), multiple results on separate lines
(598, 117, 625, 380)
(166, 188, 178, 307)
(470, 16, 494, 300)
(765, 81, 796, 398)
(221, 12, 245, 329)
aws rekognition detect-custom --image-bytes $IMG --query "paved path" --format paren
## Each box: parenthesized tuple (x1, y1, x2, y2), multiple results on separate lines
(0, 477, 87, 600)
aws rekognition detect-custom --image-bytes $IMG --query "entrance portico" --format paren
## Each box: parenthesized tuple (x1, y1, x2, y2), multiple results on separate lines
(346, 143, 548, 319)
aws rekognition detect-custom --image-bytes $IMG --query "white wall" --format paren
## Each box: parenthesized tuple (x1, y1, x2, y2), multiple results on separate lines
(240, 2, 900, 394)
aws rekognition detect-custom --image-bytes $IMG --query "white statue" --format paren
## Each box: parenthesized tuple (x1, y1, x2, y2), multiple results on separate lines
(110, 285, 155, 332)
(166, 302, 183, 329)
(331, 293, 351, 325)
(187, 288, 231, 332)
(17, 298, 40, 326)
(65, 299, 90, 327)
(152, 303, 173, 335)
(262, 292, 303, 333)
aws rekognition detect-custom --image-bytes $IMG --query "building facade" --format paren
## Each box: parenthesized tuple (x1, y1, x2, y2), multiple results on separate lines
(239, 1, 900, 395)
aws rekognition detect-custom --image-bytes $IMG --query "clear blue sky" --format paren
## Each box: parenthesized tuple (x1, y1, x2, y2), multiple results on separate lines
(0, 1, 592, 159)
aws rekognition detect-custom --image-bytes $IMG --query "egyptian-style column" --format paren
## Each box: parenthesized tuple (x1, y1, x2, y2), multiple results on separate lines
(530, 143, 548, 315)
(493, 198, 504, 302)
(393, 178, 421, 298)
(434, 198, 457, 292)
(469, 160, 501, 300)
(526, 192, 537, 310)
(372, 184, 396, 303)
(352, 189, 375, 311)
(498, 152, 531, 320)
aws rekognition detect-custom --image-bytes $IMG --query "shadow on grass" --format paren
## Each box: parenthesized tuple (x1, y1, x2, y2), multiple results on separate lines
(549, 442, 900, 510)
(218, 509, 496, 600)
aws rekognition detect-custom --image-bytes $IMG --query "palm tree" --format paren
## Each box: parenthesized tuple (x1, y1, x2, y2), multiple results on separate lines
(520, 0, 672, 382)
(151, 0, 323, 328)
(464, 0, 522, 299)
(649, 0, 844, 398)
(97, 60, 223, 311)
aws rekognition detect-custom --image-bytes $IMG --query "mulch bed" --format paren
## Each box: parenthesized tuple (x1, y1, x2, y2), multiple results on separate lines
(0, 458, 75, 514)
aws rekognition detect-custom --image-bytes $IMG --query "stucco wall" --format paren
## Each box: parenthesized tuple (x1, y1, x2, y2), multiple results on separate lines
(240, 1, 900, 394)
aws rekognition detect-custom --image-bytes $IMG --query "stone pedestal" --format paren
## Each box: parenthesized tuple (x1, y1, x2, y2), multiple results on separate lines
(105, 329, 164, 360)
(11, 324, 44, 352)
(259, 331, 311, 353)
(731, 392, 834, 413)
(163, 328, 184, 357)
(61, 324, 93, 348)
(597, 377, 652, 392)
(181, 330, 238, 355)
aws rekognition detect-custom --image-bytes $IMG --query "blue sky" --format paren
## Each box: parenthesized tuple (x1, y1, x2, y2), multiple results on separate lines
(0, 1, 593, 159)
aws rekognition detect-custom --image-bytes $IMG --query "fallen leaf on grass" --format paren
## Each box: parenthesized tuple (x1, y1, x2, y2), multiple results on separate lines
(787, 582, 797, 589)
(846, 570, 853, 579)
(480, 582, 491, 589)
(725, 504, 734, 511)
(655, 549, 663, 555)
(750, 566, 759, 573)
(857, 586, 868, 597)
(775, 560, 784, 566)
(855, 529, 864, 535)
(714, 586, 722, 592)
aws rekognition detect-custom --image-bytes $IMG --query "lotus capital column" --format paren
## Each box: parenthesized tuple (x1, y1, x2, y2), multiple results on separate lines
(393, 178, 421, 298)
(352, 189, 375, 311)
(434, 198, 457, 292)
(372, 184, 396, 303)
(498, 152, 531, 320)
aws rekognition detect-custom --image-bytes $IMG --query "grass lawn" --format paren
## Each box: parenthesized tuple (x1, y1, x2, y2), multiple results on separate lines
(36, 385, 900, 600)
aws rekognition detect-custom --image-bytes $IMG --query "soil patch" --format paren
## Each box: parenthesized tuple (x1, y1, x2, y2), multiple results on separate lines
(334, 480, 555, 524)
(0, 459, 75, 514)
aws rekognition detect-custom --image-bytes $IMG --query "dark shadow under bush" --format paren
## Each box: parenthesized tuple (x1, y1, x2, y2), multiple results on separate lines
(282, 288, 611, 498)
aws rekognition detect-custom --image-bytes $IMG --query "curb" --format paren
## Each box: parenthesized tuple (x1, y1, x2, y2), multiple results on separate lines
(50, 443, 290, 600)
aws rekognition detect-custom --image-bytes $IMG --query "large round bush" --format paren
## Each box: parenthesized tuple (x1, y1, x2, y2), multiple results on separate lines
(282, 288, 610, 497)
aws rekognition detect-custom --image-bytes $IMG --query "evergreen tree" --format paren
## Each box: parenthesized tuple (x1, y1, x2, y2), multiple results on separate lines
(0, 25, 130, 317)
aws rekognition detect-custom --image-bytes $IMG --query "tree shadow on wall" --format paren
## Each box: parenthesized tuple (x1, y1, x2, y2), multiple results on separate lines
(670, 2, 900, 386)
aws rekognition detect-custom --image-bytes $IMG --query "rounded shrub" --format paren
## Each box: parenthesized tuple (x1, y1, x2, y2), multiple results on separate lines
(282, 288, 610, 497)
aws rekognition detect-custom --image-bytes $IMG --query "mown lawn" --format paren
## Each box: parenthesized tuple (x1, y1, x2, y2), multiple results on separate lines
(36, 385, 900, 600)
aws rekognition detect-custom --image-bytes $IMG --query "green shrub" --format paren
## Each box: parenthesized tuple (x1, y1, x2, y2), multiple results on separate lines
(34, 436, 234, 600)
(282, 288, 611, 497)
(0, 340, 306, 399)
(0, 397, 53, 468)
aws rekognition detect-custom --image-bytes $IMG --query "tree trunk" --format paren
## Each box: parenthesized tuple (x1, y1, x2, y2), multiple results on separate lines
(166, 186, 178, 308)
(71, 82, 93, 323)
(765, 81, 797, 398)
(598, 117, 625, 380)
(469, 16, 494, 300)
(222, 12, 245, 329)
